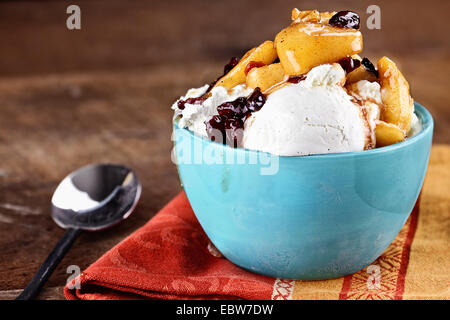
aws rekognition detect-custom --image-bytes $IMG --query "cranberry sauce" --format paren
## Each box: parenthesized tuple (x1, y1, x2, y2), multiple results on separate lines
(206, 115, 227, 144)
(329, 11, 360, 29)
(287, 75, 307, 84)
(205, 87, 266, 148)
(361, 57, 379, 77)
(177, 96, 206, 110)
(223, 57, 239, 75)
(338, 56, 361, 73)
(245, 61, 266, 75)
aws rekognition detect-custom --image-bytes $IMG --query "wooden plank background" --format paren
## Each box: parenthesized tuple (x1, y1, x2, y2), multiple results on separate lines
(0, 0, 449, 299)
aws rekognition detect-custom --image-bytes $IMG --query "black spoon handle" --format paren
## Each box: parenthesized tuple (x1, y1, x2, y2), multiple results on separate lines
(16, 228, 82, 300)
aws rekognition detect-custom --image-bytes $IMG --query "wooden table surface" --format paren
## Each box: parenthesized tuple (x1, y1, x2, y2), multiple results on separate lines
(0, 0, 449, 300)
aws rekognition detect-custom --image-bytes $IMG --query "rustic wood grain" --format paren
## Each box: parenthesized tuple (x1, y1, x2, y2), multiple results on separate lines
(0, 0, 449, 300)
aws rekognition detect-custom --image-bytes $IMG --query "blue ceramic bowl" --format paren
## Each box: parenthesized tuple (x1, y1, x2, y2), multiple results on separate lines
(173, 102, 433, 280)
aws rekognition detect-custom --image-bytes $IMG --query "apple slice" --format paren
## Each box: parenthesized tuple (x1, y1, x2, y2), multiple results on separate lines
(214, 41, 277, 89)
(246, 63, 286, 92)
(377, 56, 414, 133)
(346, 66, 378, 84)
(375, 120, 405, 147)
(346, 56, 379, 84)
(275, 22, 363, 76)
(291, 9, 336, 23)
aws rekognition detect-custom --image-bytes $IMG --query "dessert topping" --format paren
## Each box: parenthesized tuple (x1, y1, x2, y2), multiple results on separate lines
(245, 61, 266, 75)
(224, 57, 239, 75)
(205, 88, 266, 147)
(206, 115, 227, 143)
(177, 96, 206, 110)
(246, 87, 266, 112)
(338, 57, 361, 74)
(329, 11, 360, 29)
(361, 57, 379, 77)
(287, 75, 307, 84)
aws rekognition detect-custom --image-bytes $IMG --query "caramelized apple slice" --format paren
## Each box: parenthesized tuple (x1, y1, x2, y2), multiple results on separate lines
(377, 56, 414, 133)
(275, 22, 363, 76)
(375, 120, 405, 147)
(214, 41, 277, 89)
(246, 63, 286, 92)
(346, 66, 378, 84)
(346, 57, 379, 84)
(291, 9, 336, 23)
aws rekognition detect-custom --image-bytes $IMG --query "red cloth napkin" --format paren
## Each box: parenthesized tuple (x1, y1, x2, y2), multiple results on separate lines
(64, 192, 276, 300)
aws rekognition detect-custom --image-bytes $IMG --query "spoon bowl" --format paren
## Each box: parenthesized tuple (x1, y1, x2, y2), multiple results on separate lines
(52, 164, 141, 231)
(16, 163, 141, 300)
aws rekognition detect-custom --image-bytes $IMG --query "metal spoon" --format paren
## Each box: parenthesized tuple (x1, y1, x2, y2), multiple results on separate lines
(16, 163, 141, 300)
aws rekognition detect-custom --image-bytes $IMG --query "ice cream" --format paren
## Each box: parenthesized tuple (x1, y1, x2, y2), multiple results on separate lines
(243, 64, 374, 156)
(173, 84, 252, 138)
(172, 9, 420, 156)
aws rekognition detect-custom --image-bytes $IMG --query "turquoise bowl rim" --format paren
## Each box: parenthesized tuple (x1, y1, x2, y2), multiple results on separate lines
(174, 102, 433, 159)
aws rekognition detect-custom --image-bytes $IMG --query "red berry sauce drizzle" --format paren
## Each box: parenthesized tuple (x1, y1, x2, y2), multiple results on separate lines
(245, 61, 266, 75)
(177, 96, 206, 110)
(287, 75, 307, 84)
(206, 87, 266, 148)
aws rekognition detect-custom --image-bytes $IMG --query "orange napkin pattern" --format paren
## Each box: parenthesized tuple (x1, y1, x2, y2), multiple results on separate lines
(65, 145, 450, 300)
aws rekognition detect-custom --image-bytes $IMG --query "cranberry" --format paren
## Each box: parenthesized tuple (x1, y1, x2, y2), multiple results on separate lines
(338, 57, 361, 73)
(177, 96, 206, 110)
(206, 115, 225, 131)
(245, 61, 265, 75)
(246, 87, 266, 112)
(205, 115, 226, 143)
(224, 117, 243, 130)
(223, 57, 239, 75)
(217, 97, 248, 118)
(329, 11, 360, 29)
(205, 87, 267, 148)
(287, 75, 307, 84)
(361, 57, 379, 77)
(224, 118, 244, 147)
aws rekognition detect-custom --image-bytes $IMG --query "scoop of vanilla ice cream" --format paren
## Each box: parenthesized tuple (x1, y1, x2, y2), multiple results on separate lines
(243, 64, 372, 156)
(173, 84, 252, 137)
